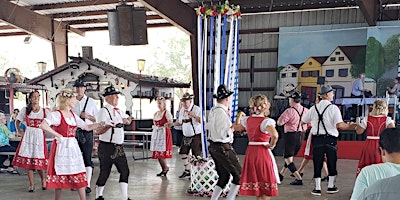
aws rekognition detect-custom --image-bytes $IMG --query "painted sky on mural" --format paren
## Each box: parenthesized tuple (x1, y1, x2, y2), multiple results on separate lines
(278, 21, 400, 68)
(278, 23, 368, 67)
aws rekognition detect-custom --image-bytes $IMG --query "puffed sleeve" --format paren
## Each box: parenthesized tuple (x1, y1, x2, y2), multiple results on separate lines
(386, 116, 394, 127)
(44, 111, 62, 126)
(261, 118, 276, 133)
(240, 116, 249, 129)
(166, 110, 173, 121)
(359, 117, 367, 129)
(74, 112, 86, 128)
(16, 107, 27, 122)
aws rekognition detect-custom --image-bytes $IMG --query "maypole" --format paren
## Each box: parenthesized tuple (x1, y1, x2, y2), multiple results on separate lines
(188, 2, 241, 197)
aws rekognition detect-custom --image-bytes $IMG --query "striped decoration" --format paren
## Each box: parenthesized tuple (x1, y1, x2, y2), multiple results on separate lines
(195, 3, 241, 158)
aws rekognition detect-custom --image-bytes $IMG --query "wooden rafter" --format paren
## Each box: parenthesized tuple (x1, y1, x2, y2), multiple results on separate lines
(357, 0, 381, 26)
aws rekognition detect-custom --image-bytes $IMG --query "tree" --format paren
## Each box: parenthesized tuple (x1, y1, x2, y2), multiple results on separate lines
(146, 30, 192, 98)
(365, 37, 385, 80)
(383, 34, 400, 70)
(350, 48, 366, 78)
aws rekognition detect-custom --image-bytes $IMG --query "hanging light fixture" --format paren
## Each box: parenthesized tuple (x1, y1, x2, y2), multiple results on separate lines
(36, 62, 47, 74)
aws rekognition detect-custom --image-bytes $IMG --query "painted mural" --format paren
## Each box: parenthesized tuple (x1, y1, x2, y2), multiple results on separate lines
(277, 21, 400, 103)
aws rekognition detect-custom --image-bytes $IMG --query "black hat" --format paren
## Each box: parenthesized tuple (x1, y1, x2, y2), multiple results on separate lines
(289, 91, 302, 100)
(213, 84, 234, 100)
(73, 79, 85, 87)
(319, 85, 335, 95)
(103, 85, 121, 97)
(181, 92, 194, 101)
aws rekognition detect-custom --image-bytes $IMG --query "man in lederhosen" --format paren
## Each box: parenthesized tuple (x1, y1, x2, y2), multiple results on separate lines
(208, 84, 242, 200)
(72, 79, 98, 193)
(277, 91, 308, 185)
(94, 85, 132, 200)
(302, 85, 353, 196)
(173, 92, 203, 178)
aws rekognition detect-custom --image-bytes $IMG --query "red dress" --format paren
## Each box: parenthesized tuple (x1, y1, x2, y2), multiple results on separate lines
(47, 111, 87, 189)
(151, 111, 173, 159)
(356, 115, 387, 176)
(13, 109, 48, 170)
(239, 116, 279, 197)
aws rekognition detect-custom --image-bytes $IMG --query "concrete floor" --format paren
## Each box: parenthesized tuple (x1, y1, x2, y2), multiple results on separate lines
(1, 147, 358, 200)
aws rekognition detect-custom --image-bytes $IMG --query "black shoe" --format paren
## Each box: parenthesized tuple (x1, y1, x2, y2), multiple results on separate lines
(321, 176, 329, 181)
(157, 169, 169, 177)
(290, 172, 304, 177)
(289, 179, 303, 185)
(179, 170, 190, 178)
(279, 173, 284, 182)
(327, 186, 339, 194)
(311, 189, 321, 196)
(28, 186, 34, 193)
(95, 196, 105, 200)
(85, 187, 91, 193)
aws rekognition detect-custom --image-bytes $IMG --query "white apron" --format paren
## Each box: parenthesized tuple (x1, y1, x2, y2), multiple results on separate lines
(54, 138, 85, 175)
(150, 126, 166, 152)
(18, 126, 46, 159)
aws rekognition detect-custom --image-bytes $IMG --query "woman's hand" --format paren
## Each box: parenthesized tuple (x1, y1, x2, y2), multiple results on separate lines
(265, 143, 275, 150)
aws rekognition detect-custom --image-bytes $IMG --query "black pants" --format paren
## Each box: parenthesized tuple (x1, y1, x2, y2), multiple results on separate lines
(77, 130, 94, 167)
(312, 135, 338, 178)
(283, 131, 303, 158)
(171, 127, 183, 147)
(208, 142, 242, 186)
(350, 94, 363, 118)
(96, 141, 130, 186)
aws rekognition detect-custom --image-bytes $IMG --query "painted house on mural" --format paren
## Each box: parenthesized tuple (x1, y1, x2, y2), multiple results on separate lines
(26, 55, 190, 117)
(278, 63, 302, 95)
(298, 56, 328, 104)
(321, 45, 375, 97)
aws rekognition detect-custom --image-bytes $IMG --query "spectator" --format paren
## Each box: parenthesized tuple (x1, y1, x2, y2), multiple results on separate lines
(0, 112, 17, 174)
(357, 174, 400, 200)
(350, 127, 400, 200)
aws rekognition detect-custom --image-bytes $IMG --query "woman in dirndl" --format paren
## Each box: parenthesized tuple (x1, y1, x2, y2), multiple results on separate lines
(39, 88, 104, 200)
(355, 99, 395, 176)
(234, 94, 279, 200)
(13, 91, 50, 192)
(150, 97, 173, 177)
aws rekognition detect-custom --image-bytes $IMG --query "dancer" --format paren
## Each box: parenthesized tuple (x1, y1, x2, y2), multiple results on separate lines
(72, 79, 99, 193)
(13, 91, 50, 192)
(233, 94, 279, 200)
(94, 85, 132, 200)
(150, 96, 173, 176)
(277, 91, 308, 185)
(39, 88, 104, 200)
(355, 99, 395, 175)
(173, 92, 203, 179)
(302, 85, 354, 196)
(208, 85, 242, 200)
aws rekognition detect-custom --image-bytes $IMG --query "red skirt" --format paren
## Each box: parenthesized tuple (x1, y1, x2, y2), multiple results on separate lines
(356, 139, 382, 176)
(239, 145, 279, 197)
(152, 128, 173, 159)
(46, 140, 87, 189)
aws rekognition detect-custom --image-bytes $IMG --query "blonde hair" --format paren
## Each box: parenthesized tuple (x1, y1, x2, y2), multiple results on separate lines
(56, 88, 75, 109)
(249, 94, 270, 116)
(370, 99, 388, 116)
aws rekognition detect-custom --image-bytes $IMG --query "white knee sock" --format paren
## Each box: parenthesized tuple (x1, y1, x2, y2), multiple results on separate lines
(211, 186, 223, 200)
(315, 178, 321, 190)
(96, 186, 104, 198)
(119, 182, 128, 200)
(86, 167, 93, 188)
(328, 176, 335, 188)
(226, 184, 240, 200)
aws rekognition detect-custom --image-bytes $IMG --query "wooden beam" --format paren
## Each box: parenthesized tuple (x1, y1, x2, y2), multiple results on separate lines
(239, 68, 277, 73)
(356, 0, 380, 26)
(29, 0, 137, 10)
(239, 87, 275, 91)
(190, 34, 199, 105)
(0, 0, 84, 36)
(139, 0, 197, 35)
(240, 48, 278, 54)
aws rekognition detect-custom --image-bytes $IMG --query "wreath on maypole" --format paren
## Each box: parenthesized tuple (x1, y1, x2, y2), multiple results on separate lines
(195, 1, 241, 17)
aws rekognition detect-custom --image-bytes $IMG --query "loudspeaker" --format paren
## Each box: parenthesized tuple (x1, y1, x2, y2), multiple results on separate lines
(108, 5, 148, 45)
(317, 76, 325, 85)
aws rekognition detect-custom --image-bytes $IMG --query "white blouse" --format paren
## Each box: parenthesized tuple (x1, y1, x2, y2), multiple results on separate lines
(240, 115, 276, 133)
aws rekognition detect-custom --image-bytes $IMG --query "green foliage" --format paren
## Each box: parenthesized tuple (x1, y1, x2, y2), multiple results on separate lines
(383, 34, 400, 69)
(147, 31, 192, 84)
(365, 37, 385, 80)
(377, 78, 393, 96)
(350, 49, 366, 78)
